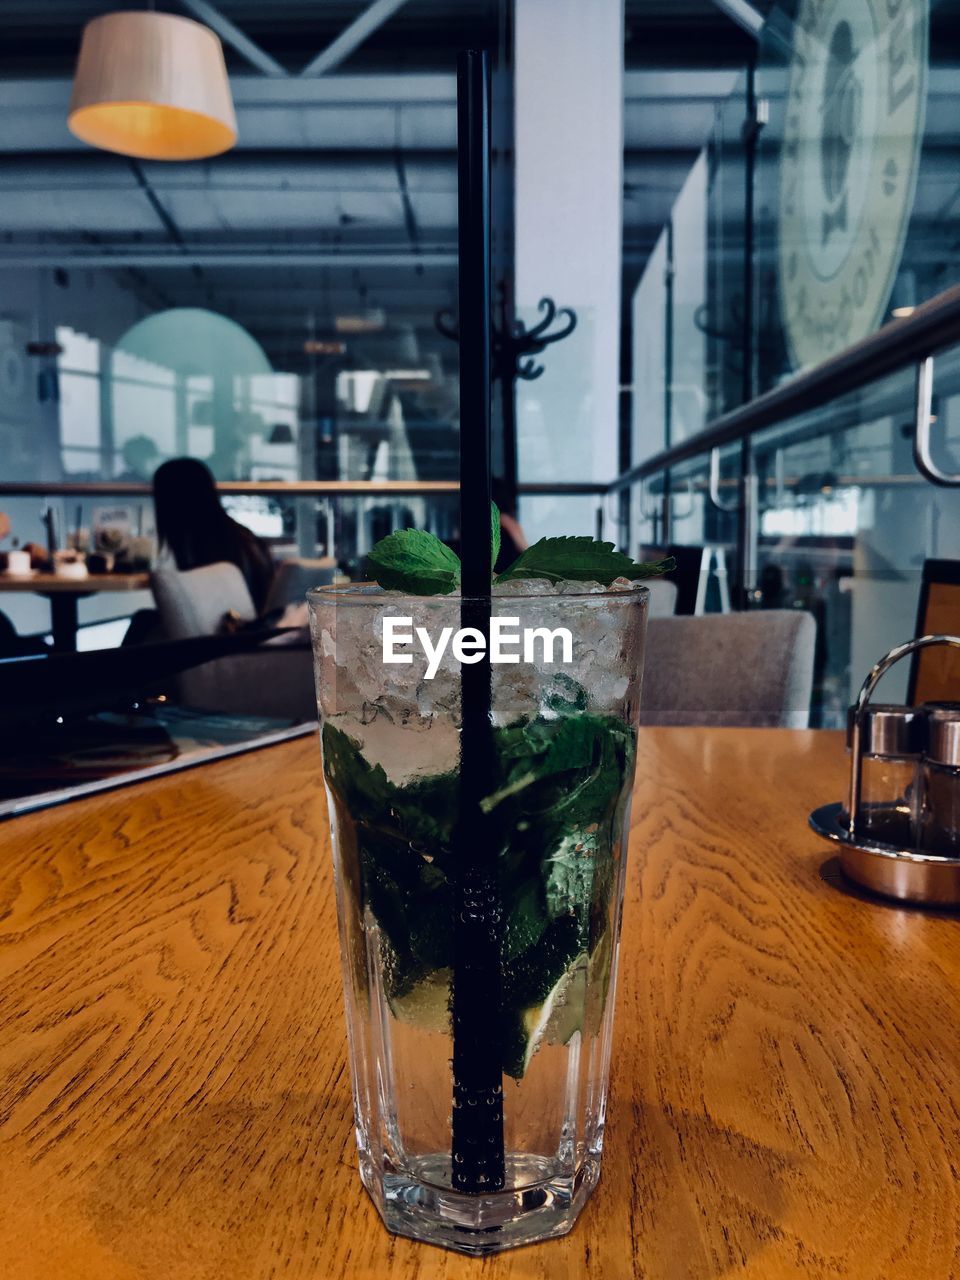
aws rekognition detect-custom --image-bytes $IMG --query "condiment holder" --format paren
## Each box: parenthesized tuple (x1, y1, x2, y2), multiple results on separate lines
(810, 634, 960, 905)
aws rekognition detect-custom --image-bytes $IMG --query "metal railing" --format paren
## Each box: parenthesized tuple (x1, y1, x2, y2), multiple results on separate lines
(0, 479, 606, 498)
(608, 281, 960, 595)
(610, 280, 960, 491)
(0, 479, 459, 498)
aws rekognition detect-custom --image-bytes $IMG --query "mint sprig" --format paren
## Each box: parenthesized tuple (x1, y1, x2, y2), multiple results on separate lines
(496, 536, 674, 586)
(366, 528, 460, 595)
(365, 504, 674, 594)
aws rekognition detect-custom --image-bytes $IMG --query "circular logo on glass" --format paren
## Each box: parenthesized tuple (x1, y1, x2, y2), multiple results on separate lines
(778, 0, 928, 370)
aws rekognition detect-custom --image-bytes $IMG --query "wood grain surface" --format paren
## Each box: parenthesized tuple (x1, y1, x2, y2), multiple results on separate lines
(1, 727, 958, 1279)
(0, 573, 149, 594)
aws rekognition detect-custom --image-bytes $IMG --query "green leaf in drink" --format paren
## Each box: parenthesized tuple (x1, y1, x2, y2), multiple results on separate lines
(366, 528, 461, 595)
(496, 535, 675, 586)
(364, 504, 674, 595)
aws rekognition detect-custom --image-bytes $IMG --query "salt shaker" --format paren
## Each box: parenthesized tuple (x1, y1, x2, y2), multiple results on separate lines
(846, 704, 925, 847)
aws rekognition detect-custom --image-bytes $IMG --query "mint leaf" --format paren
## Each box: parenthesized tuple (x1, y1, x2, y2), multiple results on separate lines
(481, 712, 632, 820)
(503, 876, 549, 961)
(496, 537, 675, 586)
(366, 528, 460, 595)
(366, 502, 502, 593)
(322, 722, 458, 852)
(541, 672, 588, 717)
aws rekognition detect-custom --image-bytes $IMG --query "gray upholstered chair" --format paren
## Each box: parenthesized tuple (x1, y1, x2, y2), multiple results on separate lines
(150, 562, 314, 720)
(645, 578, 678, 619)
(262, 556, 337, 614)
(640, 609, 816, 728)
(151, 562, 256, 641)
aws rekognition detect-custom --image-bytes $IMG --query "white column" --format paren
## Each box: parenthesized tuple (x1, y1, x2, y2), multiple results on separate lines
(514, 0, 625, 537)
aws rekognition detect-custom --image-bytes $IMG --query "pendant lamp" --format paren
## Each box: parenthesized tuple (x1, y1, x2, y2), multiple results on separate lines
(68, 11, 237, 161)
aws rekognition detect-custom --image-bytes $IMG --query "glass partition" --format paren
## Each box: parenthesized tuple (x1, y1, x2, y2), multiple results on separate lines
(629, 69, 752, 469)
(628, 0, 959, 474)
(628, 344, 960, 727)
(2, 269, 461, 491)
(613, 0, 960, 730)
(746, 346, 960, 726)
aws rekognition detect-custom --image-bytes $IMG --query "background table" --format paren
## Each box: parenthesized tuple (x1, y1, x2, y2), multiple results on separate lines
(1, 727, 958, 1278)
(0, 572, 149, 650)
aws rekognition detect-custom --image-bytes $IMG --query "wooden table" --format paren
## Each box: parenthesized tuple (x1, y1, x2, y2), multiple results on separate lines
(1, 727, 958, 1279)
(0, 572, 149, 651)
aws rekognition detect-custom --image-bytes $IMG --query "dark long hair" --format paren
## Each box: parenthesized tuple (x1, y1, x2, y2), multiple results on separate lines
(153, 458, 274, 611)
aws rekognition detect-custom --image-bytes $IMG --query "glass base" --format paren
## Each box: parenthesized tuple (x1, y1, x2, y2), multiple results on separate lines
(361, 1152, 601, 1256)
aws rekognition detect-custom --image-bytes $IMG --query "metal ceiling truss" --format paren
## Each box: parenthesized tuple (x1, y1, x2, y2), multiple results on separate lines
(178, 0, 288, 76)
(301, 0, 411, 77)
(174, 0, 415, 81)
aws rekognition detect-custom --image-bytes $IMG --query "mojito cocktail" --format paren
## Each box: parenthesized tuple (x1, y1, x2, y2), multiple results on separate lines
(309, 581, 647, 1254)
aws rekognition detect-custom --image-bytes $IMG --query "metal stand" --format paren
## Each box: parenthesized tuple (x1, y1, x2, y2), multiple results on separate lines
(694, 547, 731, 615)
(48, 593, 80, 653)
(810, 634, 960, 904)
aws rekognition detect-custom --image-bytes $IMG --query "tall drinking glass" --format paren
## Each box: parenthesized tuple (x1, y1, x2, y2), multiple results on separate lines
(308, 583, 648, 1254)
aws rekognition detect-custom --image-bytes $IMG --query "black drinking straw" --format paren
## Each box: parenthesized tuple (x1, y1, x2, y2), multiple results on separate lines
(451, 48, 506, 1194)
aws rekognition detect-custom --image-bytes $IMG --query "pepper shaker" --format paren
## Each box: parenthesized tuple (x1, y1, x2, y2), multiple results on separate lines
(846, 704, 926, 847)
(920, 704, 960, 857)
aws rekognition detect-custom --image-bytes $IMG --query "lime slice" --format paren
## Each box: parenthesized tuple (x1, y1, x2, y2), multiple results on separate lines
(389, 931, 613, 1070)
(505, 930, 614, 1079)
(507, 952, 588, 1079)
(387, 968, 452, 1033)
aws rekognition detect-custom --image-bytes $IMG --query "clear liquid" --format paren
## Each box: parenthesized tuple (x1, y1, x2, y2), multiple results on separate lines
(324, 711, 634, 1253)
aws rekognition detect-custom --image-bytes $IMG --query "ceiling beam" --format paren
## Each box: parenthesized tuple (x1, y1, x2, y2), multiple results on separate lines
(300, 0, 410, 77)
(178, 0, 289, 76)
(0, 74, 457, 153)
(708, 0, 765, 39)
(0, 70, 750, 156)
(0, 252, 457, 269)
(0, 70, 745, 110)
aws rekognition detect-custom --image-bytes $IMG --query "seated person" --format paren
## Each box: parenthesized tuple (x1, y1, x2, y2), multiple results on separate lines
(124, 459, 276, 645)
(153, 458, 275, 612)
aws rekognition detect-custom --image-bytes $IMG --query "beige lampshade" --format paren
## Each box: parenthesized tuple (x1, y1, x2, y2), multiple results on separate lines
(68, 11, 237, 161)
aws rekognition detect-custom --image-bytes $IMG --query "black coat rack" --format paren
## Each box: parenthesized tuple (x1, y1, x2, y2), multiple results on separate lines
(437, 291, 577, 508)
